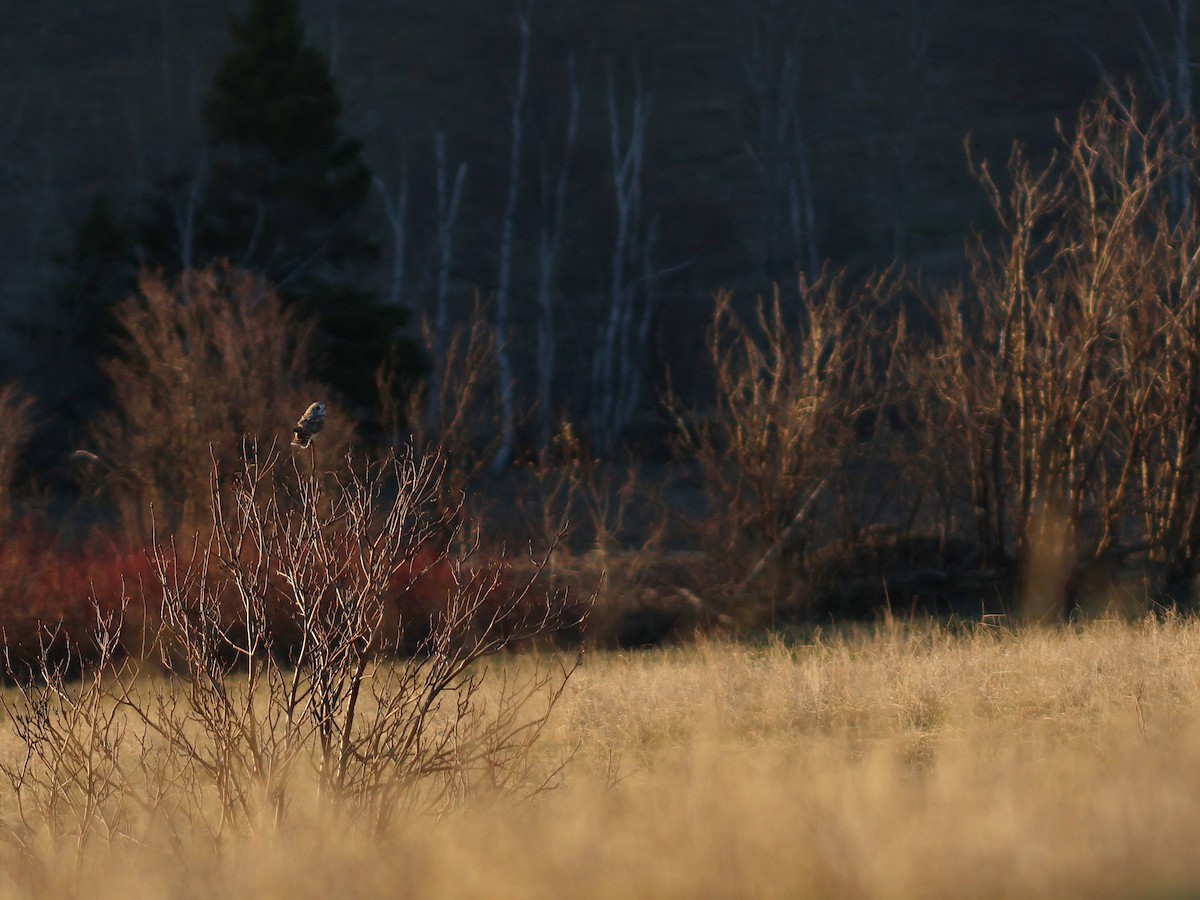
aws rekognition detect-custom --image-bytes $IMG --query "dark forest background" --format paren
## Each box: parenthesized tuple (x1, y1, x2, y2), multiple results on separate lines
(1, 0, 1200, 646)
(0, 0, 1173, 463)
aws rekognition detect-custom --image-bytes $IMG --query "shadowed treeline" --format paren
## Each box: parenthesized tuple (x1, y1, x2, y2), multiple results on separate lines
(3, 1, 1200, 647)
(3, 8, 1200, 893)
(3, 95, 1200, 650)
(0, 0, 1167, 442)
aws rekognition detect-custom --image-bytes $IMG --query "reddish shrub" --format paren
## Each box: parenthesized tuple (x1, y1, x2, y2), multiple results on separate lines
(383, 550, 564, 653)
(0, 520, 573, 675)
(0, 519, 151, 671)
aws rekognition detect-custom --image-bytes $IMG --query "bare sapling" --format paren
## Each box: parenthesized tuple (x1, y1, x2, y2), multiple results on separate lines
(673, 270, 904, 624)
(87, 263, 352, 540)
(380, 295, 502, 534)
(1, 440, 582, 859)
(512, 421, 670, 646)
(913, 93, 1200, 614)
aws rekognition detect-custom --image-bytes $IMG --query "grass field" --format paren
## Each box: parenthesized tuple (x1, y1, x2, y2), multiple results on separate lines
(2, 615, 1199, 898)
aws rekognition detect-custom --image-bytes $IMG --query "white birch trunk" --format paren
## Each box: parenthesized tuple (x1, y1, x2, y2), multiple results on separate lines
(176, 160, 205, 275)
(535, 54, 581, 451)
(592, 69, 649, 452)
(738, 4, 820, 278)
(492, 4, 533, 472)
(428, 131, 467, 434)
(372, 156, 408, 308)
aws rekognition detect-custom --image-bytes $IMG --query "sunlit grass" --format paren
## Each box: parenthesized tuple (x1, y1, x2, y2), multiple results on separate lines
(5, 616, 1200, 898)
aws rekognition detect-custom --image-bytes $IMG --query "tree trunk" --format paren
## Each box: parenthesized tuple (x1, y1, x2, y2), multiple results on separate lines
(535, 53, 580, 452)
(492, 3, 533, 471)
(427, 132, 467, 435)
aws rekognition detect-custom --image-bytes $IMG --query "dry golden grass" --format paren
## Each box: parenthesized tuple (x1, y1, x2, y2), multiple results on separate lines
(5, 616, 1200, 898)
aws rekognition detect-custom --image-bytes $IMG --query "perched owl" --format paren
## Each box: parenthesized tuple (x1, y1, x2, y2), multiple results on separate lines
(291, 401, 327, 448)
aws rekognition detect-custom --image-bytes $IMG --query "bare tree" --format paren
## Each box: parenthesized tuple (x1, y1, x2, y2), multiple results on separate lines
(89, 264, 353, 538)
(912, 96, 1196, 612)
(534, 53, 581, 452)
(591, 68, 650, 453)
(426, 132, 468, 435)
(737, 0, 820, 279)
(672, 271, 904, 623)
(493, 2, 534, 471)
(0, 443, 582, 854)
(1125, 0, 1196, 212)
(304, 0, 344, 75)
(164, 160, 207, 273)
(390, 296, 501, 525)
(373, 154, 409, 308)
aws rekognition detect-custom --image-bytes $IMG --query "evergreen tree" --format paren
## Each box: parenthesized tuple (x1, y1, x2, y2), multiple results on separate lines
(197, 0, 422, 406)
(9, 194, 139, 473)
(47, 195, 138, 417)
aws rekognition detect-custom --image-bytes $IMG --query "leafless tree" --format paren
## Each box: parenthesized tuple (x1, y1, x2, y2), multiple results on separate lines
(673, 271, 905, 622)
(737, 0, 820, 279)
(534, 53, 581, 452)
(0, 443, 582, 856)
(426, 132, 468, 436)
(89, 264, 353, 538)
(512, 422, 670, 646)
(493, 1, 535, 471)
(389, 295, 501, 525)
(373, 154, 409, 308)
(591, 68, 650, 452)
(163, 160, 207, 273)
(1124, 0, 1195, 211)
(912, 95, 1200, 611)
(303, 0, 344, 75)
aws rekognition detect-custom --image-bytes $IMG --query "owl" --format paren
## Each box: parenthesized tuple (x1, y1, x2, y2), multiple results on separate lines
(291, 401, 327, 448)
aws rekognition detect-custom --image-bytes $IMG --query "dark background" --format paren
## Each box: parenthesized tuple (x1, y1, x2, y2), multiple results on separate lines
(0, 1, 1156, 436)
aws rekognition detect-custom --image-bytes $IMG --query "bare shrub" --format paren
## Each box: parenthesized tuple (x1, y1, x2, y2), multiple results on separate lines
(672, 271, 905, 623)
(1120, 179, 1200, 585)
(512, 422, 675, 646)
(912, 94, 1200, 611)
(379, 296, 500, 529)
(0, 444, 580, 858)
(0, 522, 149, 671)
(89, 263, 353, 538)
(0, 611, 152, 856)
(0, 383, 35, 526)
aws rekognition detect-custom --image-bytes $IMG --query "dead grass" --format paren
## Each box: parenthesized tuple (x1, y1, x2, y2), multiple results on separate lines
(1, 616, 1200, 897)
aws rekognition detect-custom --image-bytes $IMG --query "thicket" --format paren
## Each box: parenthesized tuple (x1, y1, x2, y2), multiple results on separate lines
(672, 271, 907, 624)
(0, 250, 586, 853)
(911, 96, 1200, 613)
(675, 95, 1200, 622)
(2, 94, 1200, 662)
(0, 442, 580, 855)
(85, 263, 354, 538)
(1, 89, 1200, 880)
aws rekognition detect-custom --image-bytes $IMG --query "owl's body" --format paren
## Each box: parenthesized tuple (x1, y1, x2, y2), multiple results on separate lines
(291, 401, 327, 448)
